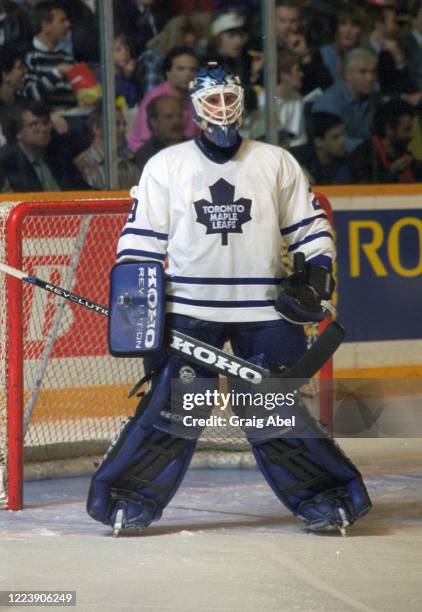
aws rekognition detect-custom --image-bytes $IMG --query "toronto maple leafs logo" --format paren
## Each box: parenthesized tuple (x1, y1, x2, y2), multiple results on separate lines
(194, 178, 252, 246)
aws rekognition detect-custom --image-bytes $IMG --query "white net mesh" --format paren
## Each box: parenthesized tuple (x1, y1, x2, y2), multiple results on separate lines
(21, 211, 140, 453)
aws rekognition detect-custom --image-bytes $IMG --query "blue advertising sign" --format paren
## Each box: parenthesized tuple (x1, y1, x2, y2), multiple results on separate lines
(334, 209, 422, 342)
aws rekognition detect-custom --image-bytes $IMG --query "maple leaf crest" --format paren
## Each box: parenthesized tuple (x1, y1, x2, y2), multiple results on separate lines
(193, 178, 252, 246)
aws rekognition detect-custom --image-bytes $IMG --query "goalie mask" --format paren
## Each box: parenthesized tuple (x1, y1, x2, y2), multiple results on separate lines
(189, 62, 244, 148)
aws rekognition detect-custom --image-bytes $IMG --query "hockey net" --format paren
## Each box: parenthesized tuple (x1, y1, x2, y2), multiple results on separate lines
(0, 197, 333, 510)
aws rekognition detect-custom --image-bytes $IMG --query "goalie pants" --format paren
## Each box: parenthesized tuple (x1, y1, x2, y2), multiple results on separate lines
(87, 314, 371, 529)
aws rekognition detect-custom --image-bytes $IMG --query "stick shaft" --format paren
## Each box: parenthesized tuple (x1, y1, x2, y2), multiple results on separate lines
(0, 261, 343, 384)
(0, 261, 266, 382)
(0, 262, 26, 280)
(0, 262, 109, 316)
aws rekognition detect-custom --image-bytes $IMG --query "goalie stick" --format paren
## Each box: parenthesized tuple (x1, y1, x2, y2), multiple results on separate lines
(0, 261, 344, 384)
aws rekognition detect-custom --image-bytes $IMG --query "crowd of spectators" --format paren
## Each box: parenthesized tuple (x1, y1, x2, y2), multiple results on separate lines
(1, 0, 422, 193)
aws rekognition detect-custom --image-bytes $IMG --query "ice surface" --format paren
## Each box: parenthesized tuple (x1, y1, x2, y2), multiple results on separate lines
(0, 439, 421, 612)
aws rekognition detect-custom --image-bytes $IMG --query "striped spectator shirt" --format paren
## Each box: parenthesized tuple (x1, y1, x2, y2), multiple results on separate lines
(24, 37, 74, 103)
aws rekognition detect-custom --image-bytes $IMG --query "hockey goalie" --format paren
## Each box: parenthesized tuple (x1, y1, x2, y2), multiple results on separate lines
(86, 62, 372, 536)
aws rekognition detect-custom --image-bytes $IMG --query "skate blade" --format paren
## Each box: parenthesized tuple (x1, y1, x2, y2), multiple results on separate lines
(307, 523, 347, 536)
(112, 508, 124, 538)
(112, 526, 146, 537)
(337, 508, 349, 536)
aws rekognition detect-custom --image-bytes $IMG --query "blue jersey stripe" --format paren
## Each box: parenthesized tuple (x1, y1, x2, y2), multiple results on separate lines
(307, 254, 333, 271)
(288, 231, 333, 252)
(167, 276, 281, 285)
(120, 228, 168, 240)
(116, 249, 166, 261)
(167, 296, 275, 308)
(281, 213, 327, 236)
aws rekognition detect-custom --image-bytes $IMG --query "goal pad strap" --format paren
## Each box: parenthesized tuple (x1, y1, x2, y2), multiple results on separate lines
(250, 402, 372, 528)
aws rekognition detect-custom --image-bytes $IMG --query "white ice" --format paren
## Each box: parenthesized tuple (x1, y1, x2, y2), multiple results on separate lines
(1, 439, 421, 612)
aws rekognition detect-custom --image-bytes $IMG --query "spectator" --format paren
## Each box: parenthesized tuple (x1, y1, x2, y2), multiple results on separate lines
(370, 98, 422, 182)
(113, 0, 169, 57)
(312, 47, 380, 151)
(300, 1, 338, 48)
(246, 44, 265, 88)
(0, 44, 77, 151)
(401, 0, 422, 91)
(139, 15, 199, 95)
(23, 1, 76, 105)
(134, 95, 184, 176)
(275, 50, 307, 147)
(275, 0, 302, 51)
(59, 0, 99, 63)
(285, 29, 333, 96)
(128, 46, 199, 152)
(0, 100, 89, 191)
(0, 47, 26, 146)
(113, 33, 144, 108)
(0, 0, 32, 53)
(290, 111, 360, 184)
(367, 3, 416, 98)
(207, 12, 254, 85)
(320, 5, 367, 82)
(368, 3, 401, 57)
(0, 44, 27, 124)
(74, 106, 140, 189)
(249, 51, 307, 148)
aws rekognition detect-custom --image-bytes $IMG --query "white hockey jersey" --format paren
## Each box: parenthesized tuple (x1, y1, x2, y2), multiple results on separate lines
(117, 138, 334, 322)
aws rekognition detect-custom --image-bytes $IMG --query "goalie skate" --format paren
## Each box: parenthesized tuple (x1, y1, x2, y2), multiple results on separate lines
(300, 497, 351, 536)
(306, 507, 350, 536)
(111, 503, 147, 538)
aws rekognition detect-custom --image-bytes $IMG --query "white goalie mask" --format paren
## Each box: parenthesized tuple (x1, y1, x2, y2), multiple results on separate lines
(189, 63, 244, 147)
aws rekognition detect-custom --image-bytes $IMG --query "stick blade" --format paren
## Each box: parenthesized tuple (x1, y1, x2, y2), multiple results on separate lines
(281, 321, 345, 381)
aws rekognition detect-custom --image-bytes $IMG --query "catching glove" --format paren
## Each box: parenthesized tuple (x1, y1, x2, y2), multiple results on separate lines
(276, 252, 335, 325)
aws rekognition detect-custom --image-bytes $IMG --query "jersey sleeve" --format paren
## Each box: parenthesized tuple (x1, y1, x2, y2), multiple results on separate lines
(116, 155, 170, 263)
(278, 151, 335, 270)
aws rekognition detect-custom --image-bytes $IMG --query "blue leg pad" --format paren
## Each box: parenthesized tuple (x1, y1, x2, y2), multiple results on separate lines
(246, 392, 372, 530)
(87, 355, 214, 530)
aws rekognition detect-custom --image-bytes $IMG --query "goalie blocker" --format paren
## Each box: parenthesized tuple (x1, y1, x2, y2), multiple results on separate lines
(108, 261, 166, 356)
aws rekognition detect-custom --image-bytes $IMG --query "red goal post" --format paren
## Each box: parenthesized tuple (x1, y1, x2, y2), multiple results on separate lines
(2, 198, 134, 511)
(0, 195, 335, 511)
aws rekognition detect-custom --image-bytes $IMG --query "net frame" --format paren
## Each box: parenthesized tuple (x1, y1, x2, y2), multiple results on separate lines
(5, 199, 132, 510)
(0, 202, 15, 509)
(1, 197, 334, 511)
